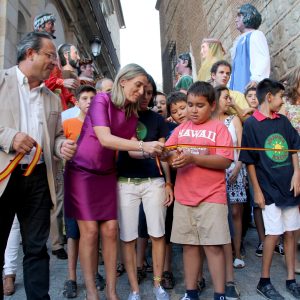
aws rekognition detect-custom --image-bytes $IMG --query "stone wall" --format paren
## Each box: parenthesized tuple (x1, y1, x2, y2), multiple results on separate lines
(0, 0, 123, 78)
(157, 0, 300, 92)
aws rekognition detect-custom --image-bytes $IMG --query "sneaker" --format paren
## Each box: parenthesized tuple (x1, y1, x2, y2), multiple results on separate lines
(233, 258, 245, 269)
(256, 242, 264, 257)
(197, 277, 206, 293)
(225, 281, 240, 300)
(287, 282, 300, 298)
(63, 280, 77, 298)
(180, 293, 199, 300)
(274, 244, 285, 256)
(128, 291, 141, 300)
(95, 272, 105, 291)
(256, 282, 284, 300)
(153, 285, 170, 300)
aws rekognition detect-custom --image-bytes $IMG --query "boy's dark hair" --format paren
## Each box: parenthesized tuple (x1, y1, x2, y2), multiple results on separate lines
(256, 79, 285, 104)
(214, 85, 229, 105)
(187, 81, 215, 105)
(75, 85, 96, 101)
(244, 86, 257, 98)
(210, 60, 232, 75)
(167, 91, 187, 115)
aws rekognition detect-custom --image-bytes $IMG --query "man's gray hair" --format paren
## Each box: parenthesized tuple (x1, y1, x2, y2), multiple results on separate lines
(17, 31, 52, 63)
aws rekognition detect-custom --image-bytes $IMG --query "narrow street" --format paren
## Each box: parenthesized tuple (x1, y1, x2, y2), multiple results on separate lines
(4, 228, 297, 299)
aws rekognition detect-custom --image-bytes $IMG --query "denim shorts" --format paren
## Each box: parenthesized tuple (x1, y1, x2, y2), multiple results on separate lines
(65, 217, 80, 240)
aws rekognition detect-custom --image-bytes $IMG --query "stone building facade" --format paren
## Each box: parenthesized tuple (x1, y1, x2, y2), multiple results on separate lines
(156, 0, 300, 93)
(0, 0, 125, 78)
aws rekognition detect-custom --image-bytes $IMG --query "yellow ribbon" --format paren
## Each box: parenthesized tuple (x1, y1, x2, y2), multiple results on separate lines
(0, 144, 42, 182)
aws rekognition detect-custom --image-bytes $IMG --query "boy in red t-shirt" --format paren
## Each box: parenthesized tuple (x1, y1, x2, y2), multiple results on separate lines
(62, 85, 97, 298)
(164, 81, 233, 300)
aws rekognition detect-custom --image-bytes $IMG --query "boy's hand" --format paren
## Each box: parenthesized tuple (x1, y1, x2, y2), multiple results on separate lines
(290, 170, 300, 197)
(164, 184, 174, 207)
(254, 189, 266, 209)
(171, 148, 193, 168)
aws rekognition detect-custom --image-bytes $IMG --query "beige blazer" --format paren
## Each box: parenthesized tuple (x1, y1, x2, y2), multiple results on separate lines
(0, 66, 65, 206)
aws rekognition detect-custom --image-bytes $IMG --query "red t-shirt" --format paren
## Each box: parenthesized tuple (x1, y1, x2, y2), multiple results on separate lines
(165, 119, 233, 206)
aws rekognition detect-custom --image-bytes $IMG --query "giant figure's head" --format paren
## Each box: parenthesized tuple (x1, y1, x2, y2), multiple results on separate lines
(237, 3, 262, 31)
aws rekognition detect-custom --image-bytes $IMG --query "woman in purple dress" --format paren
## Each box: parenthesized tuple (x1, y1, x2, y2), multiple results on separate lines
(64, 64, 164, 300)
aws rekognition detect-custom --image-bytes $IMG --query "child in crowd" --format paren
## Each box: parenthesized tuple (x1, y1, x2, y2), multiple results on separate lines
(244, 87, 259, 109)
(62, 85, 104, 298)
(164, 82, 233, 300)
(214, 86, 247, 270)
(155, 91, 168, 118)
(160, 91, 188, 290)
(243, 86, 267, 257)
(239, 79, 300, 299)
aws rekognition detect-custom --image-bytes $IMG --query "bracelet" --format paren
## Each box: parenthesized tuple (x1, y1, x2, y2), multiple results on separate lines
(153, 276, 162, 282)
(138, 140, 144, 152)
(165, 182, 173, 188)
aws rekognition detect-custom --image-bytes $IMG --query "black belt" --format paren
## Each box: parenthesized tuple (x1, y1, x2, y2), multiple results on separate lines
(16, 163, 46, 171)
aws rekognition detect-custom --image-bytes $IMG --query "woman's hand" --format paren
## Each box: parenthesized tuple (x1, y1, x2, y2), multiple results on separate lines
(228, 162, 242, 184)
(143, 141, 164, 155)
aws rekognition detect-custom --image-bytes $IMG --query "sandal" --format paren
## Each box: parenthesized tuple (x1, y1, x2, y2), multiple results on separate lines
(63, 280, 77, 298)
(161, 271, 175, 289)
(143, 258, 153, 273)
(137, 267, 146, 284)
(197, 277, 206, 293)
(233, 258, 245, 269)
(3, 274, 16, 296)
(116, 263, 126, 277)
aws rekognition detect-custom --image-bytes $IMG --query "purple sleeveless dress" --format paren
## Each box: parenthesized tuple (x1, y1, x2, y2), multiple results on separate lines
(64, 92, 137, 221)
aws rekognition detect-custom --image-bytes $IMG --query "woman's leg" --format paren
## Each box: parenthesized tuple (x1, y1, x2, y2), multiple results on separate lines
(122, 239, 139, 292)
(100, 220, 119, 300)
(150, 235, 166, 287)
(77, 220, 99, 300)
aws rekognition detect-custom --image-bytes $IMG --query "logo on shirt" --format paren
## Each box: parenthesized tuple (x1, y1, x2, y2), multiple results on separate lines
(265, 133, 288, 163)
(136, 121, 147, 141)
(178, 129, 216, 142)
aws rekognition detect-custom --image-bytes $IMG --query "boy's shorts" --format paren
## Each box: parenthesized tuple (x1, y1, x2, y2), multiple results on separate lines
(65, 217, 80, 240)
(118, 177, 167, 242)
(171, 201, 231, 245)
(262, 203, 300, 235)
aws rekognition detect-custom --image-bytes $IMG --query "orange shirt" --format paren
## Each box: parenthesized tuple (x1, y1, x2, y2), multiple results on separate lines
(63, 118, 83, 141)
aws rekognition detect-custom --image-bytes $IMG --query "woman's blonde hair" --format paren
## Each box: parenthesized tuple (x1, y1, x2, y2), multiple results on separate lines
(111, 63, 147, 117)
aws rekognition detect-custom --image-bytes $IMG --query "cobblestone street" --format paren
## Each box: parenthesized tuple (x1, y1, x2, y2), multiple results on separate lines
(4, 228, 299, 299)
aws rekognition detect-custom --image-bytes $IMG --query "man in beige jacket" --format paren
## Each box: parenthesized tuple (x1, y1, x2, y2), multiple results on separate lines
(0, 31, 76, 300)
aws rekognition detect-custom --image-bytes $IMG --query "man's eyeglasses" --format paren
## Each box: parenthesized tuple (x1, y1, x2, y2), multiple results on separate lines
(39, 50, 57, 61)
